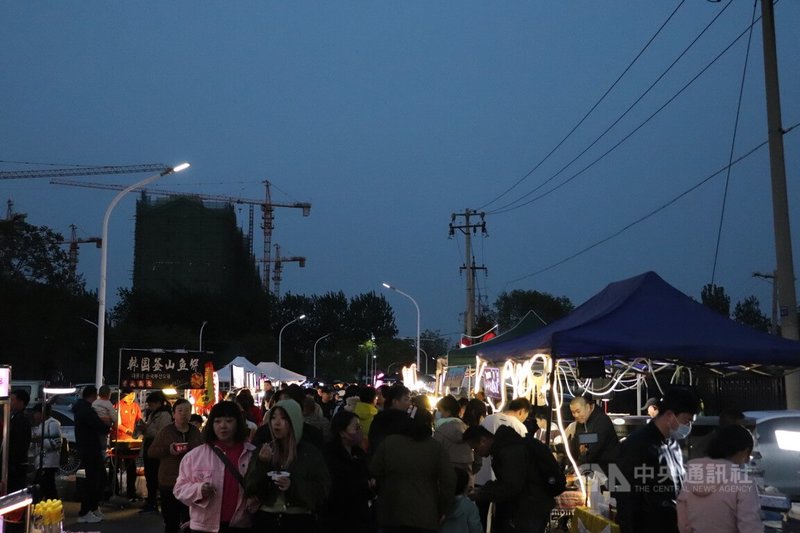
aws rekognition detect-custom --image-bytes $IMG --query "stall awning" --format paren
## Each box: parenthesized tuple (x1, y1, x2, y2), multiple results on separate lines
(450, 271, 800, 367)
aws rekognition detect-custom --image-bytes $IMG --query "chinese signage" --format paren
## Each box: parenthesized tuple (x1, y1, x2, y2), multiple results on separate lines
(119, 349, 211, 389)
(483, 366, 502, 399)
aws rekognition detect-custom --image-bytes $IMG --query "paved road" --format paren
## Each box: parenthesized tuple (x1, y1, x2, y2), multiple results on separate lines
(57, 475, 164, 533)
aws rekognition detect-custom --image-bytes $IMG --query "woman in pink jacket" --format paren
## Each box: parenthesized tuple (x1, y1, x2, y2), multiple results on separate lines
(677, 424, 763, 533)
(174, 401, 257, 533)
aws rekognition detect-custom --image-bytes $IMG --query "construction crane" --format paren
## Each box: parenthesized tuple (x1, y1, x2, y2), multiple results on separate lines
(270, 244, 306, 297)
(50, 178, 311, 291)
(57, 224, 101, 277)
(0, 163, 167, 180)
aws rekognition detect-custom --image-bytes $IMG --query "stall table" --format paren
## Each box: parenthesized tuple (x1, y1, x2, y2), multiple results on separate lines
(109, 439, 142, 497)
(569, 507, 620, 533)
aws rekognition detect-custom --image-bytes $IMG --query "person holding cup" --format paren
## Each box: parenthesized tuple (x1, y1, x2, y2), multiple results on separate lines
(245, 399, 330, 532)
(174, 401, 257, 533)
(149, 398, 203, 533)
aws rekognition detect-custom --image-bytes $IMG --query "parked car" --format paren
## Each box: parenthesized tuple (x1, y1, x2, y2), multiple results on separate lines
(745, 410, 800, 500)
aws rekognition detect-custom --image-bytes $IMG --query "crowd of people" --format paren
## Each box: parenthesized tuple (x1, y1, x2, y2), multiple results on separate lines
(1, 380, 767, 533)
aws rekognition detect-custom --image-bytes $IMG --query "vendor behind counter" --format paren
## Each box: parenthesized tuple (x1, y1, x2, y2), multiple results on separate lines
(568, 396, 620, 474)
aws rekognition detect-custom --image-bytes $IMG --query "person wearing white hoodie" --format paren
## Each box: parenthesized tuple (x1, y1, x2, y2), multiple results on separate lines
(677, 423, 763, 533)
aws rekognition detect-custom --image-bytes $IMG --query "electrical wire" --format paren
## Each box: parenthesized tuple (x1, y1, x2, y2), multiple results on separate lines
(476, 0, 688, 212)
(711, 0, 758, 285)
(490, 14, 760, 216)
(502, 125, 792, 286)
(488, 0, 733, 215)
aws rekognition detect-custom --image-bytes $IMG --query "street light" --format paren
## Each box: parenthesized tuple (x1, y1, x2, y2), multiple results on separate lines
(382, 282, 420, 370)
(199, 320, 208, 352)
(278, 314, 306, 369)
(313, 333, 332, 379)
(419, 346, 431, 375)
(95, 162, 190, 387)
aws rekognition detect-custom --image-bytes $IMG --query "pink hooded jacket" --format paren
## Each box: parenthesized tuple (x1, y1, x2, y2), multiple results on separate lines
(676, 458, 763, 533)
(174, 442, 256, 533)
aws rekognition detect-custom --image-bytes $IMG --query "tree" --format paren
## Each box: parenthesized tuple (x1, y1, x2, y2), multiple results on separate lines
(734, 296, 771, 332)
(701, 284, 731, 317)
(346, 291, 398, 340)
(0, 215, 82, 290)
(493, 289, 574, 331)
(0, 216, 95, 381)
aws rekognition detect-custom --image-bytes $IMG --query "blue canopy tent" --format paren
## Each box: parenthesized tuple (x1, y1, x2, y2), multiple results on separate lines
(462, 271, 800, 368)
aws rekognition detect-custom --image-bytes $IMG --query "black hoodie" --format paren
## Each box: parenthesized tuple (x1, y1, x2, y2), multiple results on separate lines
(475, 425, 555, 529)
(72, 398, 109, 456)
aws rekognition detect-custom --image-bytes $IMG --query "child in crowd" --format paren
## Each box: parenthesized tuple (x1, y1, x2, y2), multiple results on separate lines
(440, 467, 483, 533)
(92, 385, 117, 439)
(189, 414, 204, 429)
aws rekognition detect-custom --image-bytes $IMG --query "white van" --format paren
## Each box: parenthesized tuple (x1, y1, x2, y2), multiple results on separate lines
(9, 380, 45, 404)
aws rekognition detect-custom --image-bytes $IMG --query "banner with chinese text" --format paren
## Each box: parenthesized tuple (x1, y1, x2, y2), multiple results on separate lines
(119, 349, 211, 389)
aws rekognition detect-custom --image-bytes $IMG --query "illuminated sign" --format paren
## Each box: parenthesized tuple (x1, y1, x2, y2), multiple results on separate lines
(119, 349, 210, 389)
(0, 367, 9, 398)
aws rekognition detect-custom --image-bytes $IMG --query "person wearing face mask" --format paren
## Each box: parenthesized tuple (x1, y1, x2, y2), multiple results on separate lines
(321, 410, 376, 533)
(613, 386, 701, 533)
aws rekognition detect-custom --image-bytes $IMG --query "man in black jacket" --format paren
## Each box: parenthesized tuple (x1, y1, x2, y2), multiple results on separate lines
(8, 389, 31, 494)
(612, 386, 700, 533)
(72, 385, 110, 523)
(568, 396, 620, 475)
(464, 425, 555, 533)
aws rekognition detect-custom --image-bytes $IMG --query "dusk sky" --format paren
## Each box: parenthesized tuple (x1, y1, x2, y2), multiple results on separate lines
(3, 2, 800, 349)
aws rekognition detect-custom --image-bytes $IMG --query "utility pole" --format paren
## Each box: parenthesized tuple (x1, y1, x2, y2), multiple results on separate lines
(449, 209, 487, 337)
(753, 271, 778, 335)
(761, 0, 799, 409)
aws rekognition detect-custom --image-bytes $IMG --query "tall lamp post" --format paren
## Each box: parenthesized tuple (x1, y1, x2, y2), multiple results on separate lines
(278, 314, 306, 369)
(95, 163, 190, 387)
(199, 321, 208, 352)
(313, 333, 332, 379)
(382, 282, 420, 371)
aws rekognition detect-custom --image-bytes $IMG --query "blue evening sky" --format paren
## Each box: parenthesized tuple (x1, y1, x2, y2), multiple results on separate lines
(2, 2, 799, 345)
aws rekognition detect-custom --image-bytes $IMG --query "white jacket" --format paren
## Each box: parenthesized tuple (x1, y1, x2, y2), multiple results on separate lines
(30, 417, 62, 469)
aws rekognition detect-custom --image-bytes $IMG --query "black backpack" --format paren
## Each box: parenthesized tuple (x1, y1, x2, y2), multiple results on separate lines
(524, 436, 567, 497)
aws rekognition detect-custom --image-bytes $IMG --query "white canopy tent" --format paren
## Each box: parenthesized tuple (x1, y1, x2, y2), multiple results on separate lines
(216, 356, 260, 387)
(256, 362, 306, 383)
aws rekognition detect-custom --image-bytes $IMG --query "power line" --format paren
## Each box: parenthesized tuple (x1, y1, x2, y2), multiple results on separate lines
(489, 15, 760, 216)
(710, 0, 758, 286)
(488, 0, 735, 214)
(476, 0, 688, 212)
(503, 122, 800, 287)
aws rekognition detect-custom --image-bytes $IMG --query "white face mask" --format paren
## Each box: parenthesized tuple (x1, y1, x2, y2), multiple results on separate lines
(669, 416, 692, 440)
(434, 411, 442, 421)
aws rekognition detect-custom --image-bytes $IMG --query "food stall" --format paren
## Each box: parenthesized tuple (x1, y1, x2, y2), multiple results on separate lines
(446, 271, 800, 530)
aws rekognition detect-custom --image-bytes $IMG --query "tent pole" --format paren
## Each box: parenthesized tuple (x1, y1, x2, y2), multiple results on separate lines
(637, 371, 643, 415)
(545, 356, 556, 445)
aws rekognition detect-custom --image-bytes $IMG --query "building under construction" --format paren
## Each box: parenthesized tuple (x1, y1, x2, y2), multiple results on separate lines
(132, 193, 261, 296)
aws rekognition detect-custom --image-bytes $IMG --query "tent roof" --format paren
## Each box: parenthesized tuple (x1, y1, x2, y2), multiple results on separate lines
(255, 362, 306, 382)
(216, 356, 259, 382)
(460, 271, 800, 367)
(446, 311, 545, 365)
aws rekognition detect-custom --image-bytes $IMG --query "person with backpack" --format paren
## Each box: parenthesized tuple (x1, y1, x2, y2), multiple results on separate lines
(463, 424, 565, 533)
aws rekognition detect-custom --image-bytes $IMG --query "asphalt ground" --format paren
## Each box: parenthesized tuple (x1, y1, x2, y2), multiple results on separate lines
(56, 474, 164, 533)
